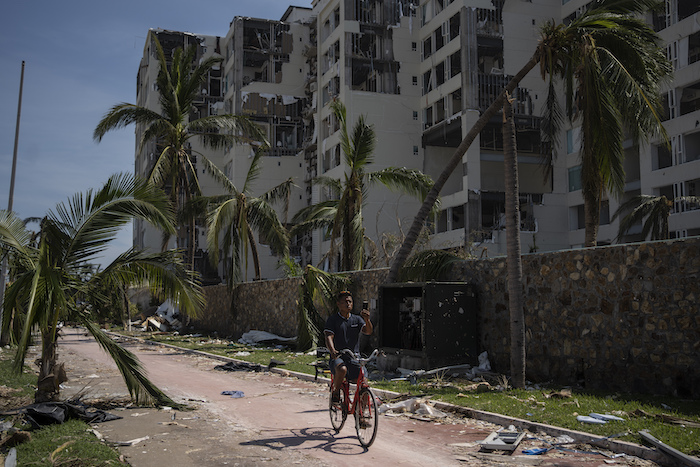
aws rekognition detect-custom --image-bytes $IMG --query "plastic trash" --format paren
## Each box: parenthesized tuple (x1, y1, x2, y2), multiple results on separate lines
(415, 403, 447, 418)
(577, 415, 607, 424)
(222, 390, 245, 398)
(523, 448, 549, 455)
(5, 447, 17, 467)
(589, 412, 624, 421)
(378, 398, 420, 414)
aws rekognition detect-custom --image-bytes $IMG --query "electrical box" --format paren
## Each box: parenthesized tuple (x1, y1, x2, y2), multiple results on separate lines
(378, 282, 478, 370)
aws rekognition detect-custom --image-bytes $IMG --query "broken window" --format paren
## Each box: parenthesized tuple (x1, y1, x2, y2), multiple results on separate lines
(436, 61, 445, 86)
(449, 51, 461, 78)
(423, 36, 432, 59)
(450, 89, 462, 116)
(449, 13, 460, 41)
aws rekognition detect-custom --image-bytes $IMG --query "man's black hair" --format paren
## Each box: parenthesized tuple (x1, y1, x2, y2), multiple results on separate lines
(337, 290, 352, 301)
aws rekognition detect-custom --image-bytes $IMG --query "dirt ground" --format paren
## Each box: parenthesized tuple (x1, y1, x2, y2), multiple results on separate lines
(0, 331, 669, 466)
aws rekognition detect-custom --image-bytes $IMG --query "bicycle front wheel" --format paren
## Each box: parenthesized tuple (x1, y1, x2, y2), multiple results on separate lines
(355, 387, 378, 447)
(329, 387, 347, 432)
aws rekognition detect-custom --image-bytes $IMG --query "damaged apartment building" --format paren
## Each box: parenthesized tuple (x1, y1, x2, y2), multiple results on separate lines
(133, 0, 700, 280)
(133, 29, 228, 283)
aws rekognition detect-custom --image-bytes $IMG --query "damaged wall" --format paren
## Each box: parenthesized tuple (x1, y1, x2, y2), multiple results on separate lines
(195, 237, 700, 398)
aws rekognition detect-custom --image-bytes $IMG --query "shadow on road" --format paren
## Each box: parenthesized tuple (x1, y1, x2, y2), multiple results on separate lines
(241, 426, 370, 455)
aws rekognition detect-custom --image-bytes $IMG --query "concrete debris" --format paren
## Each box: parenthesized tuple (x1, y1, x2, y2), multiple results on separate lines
(391, 352, 493, 383)
(134, 299, 183, 332)
(479, 431, 526, 451)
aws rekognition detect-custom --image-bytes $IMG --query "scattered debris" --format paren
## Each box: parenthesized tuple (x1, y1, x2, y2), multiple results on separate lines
(589, 413, 624, 422)
(214, 361, 263, 372)
(237, 331, 296, 346)
(577, 415, 607, 424)
(639, 430, 700, 467)
(116, 435, 149, 447)
(632, 409, 700, 428)
(577, 413, 625, 424)
(20, 401, 122, 428)
(221, 390, 245, 398)
(479, 431, 526, 451)
(544, 389, 572, 399)
(378, 397, 447, 420)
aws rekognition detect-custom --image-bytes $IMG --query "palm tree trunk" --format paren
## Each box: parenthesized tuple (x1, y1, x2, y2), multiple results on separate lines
(503, 94, 526, 388)
(247, 224, 262, 280)
(387, 54, 541, 283)
(36, 328, 60, 402)
(583, 176, 602, 247)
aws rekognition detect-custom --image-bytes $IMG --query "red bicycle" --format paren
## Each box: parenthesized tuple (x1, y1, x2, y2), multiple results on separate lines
(329, 349, 379, 447)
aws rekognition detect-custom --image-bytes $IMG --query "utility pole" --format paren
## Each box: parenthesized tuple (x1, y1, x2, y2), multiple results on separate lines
(0, 60, 25, 346)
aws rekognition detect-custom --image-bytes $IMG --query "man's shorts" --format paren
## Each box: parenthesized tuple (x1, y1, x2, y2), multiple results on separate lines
(330, 354, 361, 382)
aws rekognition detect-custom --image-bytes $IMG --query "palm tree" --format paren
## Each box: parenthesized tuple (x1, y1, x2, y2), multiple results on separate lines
(296, 265, 350, 351)
(387, 0, 670, 282)
(205, 150, 292, 284)
(293, 99, 433, 272)
(0, 173, 204, 404)
(94, 32, 267, 268)
(503, 93, 525, 389)
(612, 194, 700, 242)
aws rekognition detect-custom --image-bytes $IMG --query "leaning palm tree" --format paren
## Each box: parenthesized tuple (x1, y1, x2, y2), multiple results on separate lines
(387, 0, 670, 282)
(0, 173, 204, 405)
(612, 194, 700, 242)
(503, 93, 526, 389)
(293, 99, 433, 272)
(206, 150, 292, 284)
(94, 32, 267, 268)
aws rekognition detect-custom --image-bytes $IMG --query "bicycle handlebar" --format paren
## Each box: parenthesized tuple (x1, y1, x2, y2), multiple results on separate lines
(337, 348, 379, 365)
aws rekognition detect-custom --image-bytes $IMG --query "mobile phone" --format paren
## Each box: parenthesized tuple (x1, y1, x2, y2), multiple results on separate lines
(362, 300, 369, 311)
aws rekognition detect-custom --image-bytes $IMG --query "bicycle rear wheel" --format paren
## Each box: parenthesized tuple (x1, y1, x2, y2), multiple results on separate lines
(355, 387, 378, 447)
(329, 386, 347, 432)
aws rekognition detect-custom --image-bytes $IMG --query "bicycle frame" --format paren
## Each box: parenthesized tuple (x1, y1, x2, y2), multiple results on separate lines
(329, 349, 379, 447)
(331, 358, 369, 416)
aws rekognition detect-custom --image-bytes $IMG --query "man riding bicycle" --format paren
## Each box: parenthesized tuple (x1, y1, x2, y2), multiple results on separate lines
(324, 291, 373, 403)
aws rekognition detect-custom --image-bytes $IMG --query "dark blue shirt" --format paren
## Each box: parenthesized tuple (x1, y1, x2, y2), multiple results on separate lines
(324, 312, 365, 354)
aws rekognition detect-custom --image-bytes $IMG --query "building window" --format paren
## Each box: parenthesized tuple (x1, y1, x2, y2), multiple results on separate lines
(570, 204, 585, 231)
(568, 166, 582, 192)
(412, 76, 418, 86)
(413, 145, 419, 155)
(412, 42, 417, 51)
(566, 129, 577, 154)
(413, 111, 418, 120)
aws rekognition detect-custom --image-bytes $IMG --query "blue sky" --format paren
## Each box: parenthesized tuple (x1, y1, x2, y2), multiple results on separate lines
(0, 0, 299, 267)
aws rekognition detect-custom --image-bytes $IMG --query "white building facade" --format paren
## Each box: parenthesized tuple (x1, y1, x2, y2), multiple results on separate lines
(133, 0, 700, 280)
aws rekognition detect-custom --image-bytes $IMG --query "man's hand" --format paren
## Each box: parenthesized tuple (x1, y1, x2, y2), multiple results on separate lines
(360, 308, 370, 321)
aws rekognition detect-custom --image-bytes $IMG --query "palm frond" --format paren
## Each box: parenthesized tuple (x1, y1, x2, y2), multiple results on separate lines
(80, 316, 182, 407)
(98, 248, 204, 319)
(246, 198, 290, 257)
(367, 167, 433, 200)
(398, 249, 463, 282)
(93, 104, 163, 143)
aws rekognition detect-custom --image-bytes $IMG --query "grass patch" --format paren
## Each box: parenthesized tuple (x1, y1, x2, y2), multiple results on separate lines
(14, 419, 125, 466)
(115, 330, 700, 457)
(0, 350, 36, 401)
(1, 348, 124, 466)
(373, 380, 700, 456)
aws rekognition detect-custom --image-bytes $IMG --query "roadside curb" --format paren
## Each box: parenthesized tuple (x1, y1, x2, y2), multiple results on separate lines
(104, 331, 671, 466)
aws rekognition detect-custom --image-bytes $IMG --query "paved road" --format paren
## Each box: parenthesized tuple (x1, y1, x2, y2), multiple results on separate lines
(57, 329, 659, 466)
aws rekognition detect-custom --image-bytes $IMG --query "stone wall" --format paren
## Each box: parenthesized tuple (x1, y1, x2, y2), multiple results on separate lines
(195, 238, 700, 397)
(453, 238, 700, 398)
